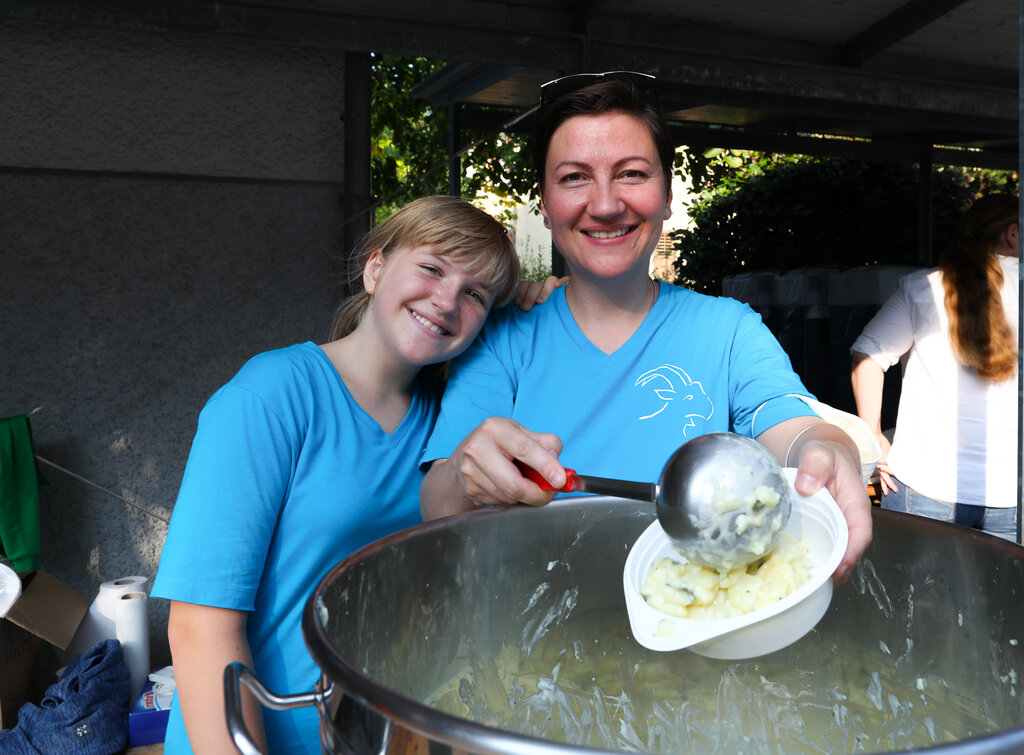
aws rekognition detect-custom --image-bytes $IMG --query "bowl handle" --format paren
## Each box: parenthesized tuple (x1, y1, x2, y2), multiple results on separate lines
(224, 661, 323, 754)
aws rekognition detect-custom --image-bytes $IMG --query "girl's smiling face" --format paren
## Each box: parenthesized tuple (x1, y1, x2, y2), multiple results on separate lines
(363, 244, 494, 369)
(540, 112, 671, 283)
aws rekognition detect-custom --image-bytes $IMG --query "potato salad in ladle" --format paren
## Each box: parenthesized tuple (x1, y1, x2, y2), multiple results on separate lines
(656, 432, 792, 571)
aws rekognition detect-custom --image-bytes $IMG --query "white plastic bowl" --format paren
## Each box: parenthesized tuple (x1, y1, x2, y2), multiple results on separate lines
(623, 468, 848, 658)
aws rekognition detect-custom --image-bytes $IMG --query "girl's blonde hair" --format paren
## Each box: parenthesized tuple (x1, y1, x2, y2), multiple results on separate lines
(940, 193, 1018, 382)
(329, 195, 520, 340)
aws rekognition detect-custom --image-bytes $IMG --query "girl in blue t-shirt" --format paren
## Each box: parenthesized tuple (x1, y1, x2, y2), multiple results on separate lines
(152, 195, 561, 755)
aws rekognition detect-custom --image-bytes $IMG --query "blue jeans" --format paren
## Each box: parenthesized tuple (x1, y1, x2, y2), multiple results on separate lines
(881, 475, 1019, 542)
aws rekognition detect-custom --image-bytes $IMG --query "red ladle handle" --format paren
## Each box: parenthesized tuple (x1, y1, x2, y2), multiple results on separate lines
(516, 461, 657, 502)
(516, 460, 579, 492)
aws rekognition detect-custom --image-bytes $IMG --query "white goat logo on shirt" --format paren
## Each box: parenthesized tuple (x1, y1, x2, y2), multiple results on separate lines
(635, 364, 714, 436)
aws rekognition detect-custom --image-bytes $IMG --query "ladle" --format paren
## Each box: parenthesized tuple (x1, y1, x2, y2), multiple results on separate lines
(520, 432, 791, 571)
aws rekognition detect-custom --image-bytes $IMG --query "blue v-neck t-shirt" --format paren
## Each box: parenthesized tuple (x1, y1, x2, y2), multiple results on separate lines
(154, 342, 440, 754)
(422, 282, 813, 483)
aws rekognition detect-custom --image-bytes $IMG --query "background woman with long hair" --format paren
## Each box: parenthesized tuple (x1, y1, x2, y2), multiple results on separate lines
(851, 193, 1019, 539)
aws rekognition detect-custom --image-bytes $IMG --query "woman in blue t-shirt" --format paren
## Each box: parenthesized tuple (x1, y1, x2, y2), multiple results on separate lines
(421, 73, 873, 582)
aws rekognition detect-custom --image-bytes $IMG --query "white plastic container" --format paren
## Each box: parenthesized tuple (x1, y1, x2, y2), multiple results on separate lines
(623, 468, 848, 658)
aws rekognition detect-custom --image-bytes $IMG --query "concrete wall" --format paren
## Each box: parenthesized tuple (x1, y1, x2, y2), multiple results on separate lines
(0, 17, 348, 668)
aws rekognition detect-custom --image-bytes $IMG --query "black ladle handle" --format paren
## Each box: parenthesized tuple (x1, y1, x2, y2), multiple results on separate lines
(518, 462, 658, 503)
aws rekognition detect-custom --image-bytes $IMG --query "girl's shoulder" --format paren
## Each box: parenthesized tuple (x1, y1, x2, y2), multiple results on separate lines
(232, 342, 325, 383)
(906, 267, 943, 300)
(215, 342, 336, 410)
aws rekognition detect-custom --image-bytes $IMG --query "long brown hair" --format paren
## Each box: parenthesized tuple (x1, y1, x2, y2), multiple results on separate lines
(940, 193, 1018, 382)
(329, 195, 520, 340)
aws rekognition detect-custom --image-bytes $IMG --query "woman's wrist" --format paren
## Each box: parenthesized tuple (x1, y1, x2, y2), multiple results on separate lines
(785, 422, 861, 472)
(784, 425, 817, 467)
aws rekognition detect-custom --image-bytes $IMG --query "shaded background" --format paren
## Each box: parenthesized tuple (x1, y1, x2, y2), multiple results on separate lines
(1, 17, 347, 665)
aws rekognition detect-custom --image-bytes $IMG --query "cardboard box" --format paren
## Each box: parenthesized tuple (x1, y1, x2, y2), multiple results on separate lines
(0, 571, 90, 729)
(128, 678, 172, 746)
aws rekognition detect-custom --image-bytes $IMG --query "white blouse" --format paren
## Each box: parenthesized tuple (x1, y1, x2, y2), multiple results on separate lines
(851, 256, 1019, 507)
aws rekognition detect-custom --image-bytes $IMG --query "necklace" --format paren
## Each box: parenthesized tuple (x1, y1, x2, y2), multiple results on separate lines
(565, 278, 660, 313)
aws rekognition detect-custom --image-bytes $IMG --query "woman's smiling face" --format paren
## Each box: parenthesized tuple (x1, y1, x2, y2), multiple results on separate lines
(540, 111, 671, 282)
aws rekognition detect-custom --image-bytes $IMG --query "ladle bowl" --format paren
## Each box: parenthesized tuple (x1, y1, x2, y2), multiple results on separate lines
(657, 432, 792, 570)
(521, 432, 791, 571)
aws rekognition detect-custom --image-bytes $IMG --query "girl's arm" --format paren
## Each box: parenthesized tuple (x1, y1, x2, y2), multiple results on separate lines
(850, 352, 886, 439)
(850, 351, 895, 494)
(167, 601, 267, 755)
(513, 276, 569, 311)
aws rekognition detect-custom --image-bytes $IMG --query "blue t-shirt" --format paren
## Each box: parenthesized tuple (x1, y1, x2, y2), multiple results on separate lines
(423, 282, 813, 483)
(153, 342, 440, 755)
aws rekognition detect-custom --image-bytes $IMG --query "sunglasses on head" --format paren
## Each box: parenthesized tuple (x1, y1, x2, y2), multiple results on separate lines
(539, 70, 659, 108)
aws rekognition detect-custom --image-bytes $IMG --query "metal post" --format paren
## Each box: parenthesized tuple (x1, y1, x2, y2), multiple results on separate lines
(1016, 0, 1022, 544)
(342, 51, 373, 295)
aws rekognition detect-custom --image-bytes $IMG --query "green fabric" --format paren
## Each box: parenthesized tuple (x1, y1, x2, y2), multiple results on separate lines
(0, 415, 42, 571)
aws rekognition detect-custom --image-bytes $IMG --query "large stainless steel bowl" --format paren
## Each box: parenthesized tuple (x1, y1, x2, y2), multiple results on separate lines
(301, 499, 1024, 754)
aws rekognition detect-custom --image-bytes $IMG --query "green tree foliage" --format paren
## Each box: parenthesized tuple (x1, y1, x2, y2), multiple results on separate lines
(672, 151, 1016, 294)
(370, 55, 449, 217)
(370, 54, 534, 222)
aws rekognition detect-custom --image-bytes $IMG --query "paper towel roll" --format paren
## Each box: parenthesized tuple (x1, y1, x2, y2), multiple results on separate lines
(0, 559, 21, 618)
(64, 575, 149, 663)
(115, 590, 150, 702)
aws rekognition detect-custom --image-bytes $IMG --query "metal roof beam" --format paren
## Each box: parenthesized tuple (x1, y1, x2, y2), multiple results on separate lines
(412, 63, 525, 106)
(841, 0, 970, 66)
(670, 126, 1016, 170)
(589, 45, 1015, 133)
